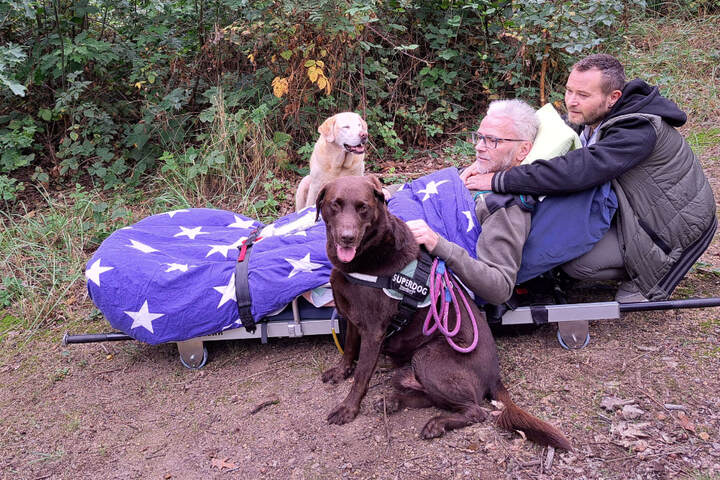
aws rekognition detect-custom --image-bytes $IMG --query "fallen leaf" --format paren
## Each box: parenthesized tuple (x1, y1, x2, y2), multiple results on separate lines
(698, 432, 710, 441)
(676, 412, 695, 432)
(211, 457, 238, 471)
(612, 421, 652, 439)
(633, 440, 649, 452)
(600, 396, 635, 411)
(622, 404, 645, 420)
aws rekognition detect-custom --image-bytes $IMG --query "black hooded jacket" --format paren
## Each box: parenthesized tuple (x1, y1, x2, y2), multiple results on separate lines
(491, 79, 688, 195)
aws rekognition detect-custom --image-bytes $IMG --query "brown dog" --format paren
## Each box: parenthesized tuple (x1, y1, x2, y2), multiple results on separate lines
(317, 175, 571, 448)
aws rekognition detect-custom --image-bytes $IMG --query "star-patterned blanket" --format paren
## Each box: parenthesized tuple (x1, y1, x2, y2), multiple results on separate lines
(85, 167, 613, 344)
(85, 168, 479, 345)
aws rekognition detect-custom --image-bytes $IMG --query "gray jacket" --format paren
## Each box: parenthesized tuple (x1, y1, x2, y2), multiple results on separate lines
(601, 113, 717, 300)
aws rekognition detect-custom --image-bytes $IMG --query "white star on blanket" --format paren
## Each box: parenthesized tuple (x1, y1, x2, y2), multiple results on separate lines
(128, 239, 159, 253)
(85, 259, 114, 286)
(174, 226, 210, 240)
(286, 253, 323, 278)
(165, 209, 190, 218)
(228, 216, 257, 229)
(462, 211, 475, 233)
(213, 273, 237, 308)
(206, 237, 247, 258)
(417, 180, 449, 201)
(125, 300, 165, 334)
(165, 263, 190, 272)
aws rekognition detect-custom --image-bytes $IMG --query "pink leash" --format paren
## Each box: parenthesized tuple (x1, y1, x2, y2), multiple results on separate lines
(423, 258, 479, 353)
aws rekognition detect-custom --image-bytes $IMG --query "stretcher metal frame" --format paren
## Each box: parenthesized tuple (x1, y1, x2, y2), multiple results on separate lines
(62, 296, 720, 369)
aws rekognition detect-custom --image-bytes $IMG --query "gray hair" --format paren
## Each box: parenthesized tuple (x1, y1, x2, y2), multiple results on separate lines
(486, 99, 539, 141)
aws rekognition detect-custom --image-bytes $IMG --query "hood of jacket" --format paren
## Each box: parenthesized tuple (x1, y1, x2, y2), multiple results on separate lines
(608, 79, 687, 127)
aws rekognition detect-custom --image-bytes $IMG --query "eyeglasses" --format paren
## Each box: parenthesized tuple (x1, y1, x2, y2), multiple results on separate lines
(469, 132, 527, 149)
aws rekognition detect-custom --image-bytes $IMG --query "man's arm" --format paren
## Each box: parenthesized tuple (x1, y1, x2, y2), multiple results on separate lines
(490, 117, 656, 195)
(428, 197, 530, 305)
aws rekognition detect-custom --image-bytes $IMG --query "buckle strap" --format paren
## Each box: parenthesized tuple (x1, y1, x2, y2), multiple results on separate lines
(235, 229, 260, 333)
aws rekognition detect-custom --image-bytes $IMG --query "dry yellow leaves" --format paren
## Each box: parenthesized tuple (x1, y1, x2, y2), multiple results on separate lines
(306, 60, 331, 94)
(247, 53, 255, 64)
(272, 76, 289, 98)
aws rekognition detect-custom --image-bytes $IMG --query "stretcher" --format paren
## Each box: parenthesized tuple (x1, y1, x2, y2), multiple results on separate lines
(66, 170, 720, 367)
(64, 291, 720, 368)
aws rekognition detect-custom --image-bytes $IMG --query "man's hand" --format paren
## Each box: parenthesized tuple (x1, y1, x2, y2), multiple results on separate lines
(406, 219, 439, 251)
(463, 172, 493, 191)
(459, 162, 479, 182)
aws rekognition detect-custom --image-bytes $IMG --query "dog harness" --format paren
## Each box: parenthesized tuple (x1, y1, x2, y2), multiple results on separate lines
(343, 250, 434, 338)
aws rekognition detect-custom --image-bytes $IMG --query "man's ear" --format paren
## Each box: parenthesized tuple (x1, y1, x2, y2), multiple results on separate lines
(515, 140, 533, 164)
(608, 89, 622, 108)
(318, 115, 337, 143)
(315, 185, 328, 221)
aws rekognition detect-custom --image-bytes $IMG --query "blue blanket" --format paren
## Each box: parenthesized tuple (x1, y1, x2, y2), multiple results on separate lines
(85, 168, 614, 344)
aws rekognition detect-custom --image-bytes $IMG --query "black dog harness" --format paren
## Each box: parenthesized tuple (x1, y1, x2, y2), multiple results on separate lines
(342, 250, 434, 338)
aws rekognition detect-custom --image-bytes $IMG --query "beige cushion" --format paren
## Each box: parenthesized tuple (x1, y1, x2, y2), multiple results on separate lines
(523, 103, 582, 165)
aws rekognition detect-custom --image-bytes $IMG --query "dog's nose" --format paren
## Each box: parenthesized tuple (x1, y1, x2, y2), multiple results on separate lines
(360, 132, 368, 144)
(339, 231, 356, 245)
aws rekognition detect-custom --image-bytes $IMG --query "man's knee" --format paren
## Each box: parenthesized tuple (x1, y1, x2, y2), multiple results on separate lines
(561, 258, 625, 281)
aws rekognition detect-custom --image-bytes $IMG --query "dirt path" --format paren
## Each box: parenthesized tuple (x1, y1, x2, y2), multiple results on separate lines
(2, 270, 719, 479)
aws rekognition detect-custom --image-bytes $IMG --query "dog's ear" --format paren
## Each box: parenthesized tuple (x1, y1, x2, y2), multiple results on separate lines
(315, 184, 328, 221)
(318, 115, 336, 143)
(366, 175, 385, 205)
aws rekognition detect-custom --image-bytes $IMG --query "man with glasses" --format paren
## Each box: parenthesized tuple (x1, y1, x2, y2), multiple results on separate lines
(391, 99, 540, 305)
(464, 54, 716, 302)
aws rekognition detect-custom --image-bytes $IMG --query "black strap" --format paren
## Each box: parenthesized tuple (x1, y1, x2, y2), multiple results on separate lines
(235, 229, 260, 333)
(386, 250, 434, 339)
(530, 305, 548, 325)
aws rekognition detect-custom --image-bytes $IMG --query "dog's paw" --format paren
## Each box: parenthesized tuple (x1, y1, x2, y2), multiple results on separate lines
(327, 402, 359, 425)
(420, 417, 447, 439)
(373, 396, 400, 414)
(321, 364, 353, 384)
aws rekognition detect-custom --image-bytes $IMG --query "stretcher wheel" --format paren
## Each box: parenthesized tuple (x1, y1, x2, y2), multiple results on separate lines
(556, 321, 590, 350)
(180, 347, 208, 370)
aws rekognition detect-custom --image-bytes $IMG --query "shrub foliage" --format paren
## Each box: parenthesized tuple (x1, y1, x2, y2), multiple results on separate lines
(1, 0, 635, 201)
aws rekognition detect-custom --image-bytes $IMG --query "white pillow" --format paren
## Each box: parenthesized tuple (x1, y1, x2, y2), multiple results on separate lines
(523, 103, 582, 165)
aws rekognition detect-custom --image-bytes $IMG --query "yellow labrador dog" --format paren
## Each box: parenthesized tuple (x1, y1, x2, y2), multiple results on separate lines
(295, 112, 368, 211)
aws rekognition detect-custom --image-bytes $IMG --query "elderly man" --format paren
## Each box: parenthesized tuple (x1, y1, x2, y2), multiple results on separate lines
(396, 99, 539, 305)
(464, 54, 716, 302)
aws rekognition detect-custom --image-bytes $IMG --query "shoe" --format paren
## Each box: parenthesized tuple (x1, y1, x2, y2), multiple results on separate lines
(614, 281, 649, 303)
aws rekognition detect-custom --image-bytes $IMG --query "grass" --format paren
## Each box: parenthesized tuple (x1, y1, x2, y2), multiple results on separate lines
(0, 186, 145, 348)
(619, 14, 720, 126)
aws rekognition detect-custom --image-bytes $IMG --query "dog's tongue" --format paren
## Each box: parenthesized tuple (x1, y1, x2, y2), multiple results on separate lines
(336, 245, 357, 263)
(345, 144, 365, 154)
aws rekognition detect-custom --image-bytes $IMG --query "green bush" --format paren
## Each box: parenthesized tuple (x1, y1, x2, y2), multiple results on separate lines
(1, 0, 632, 199)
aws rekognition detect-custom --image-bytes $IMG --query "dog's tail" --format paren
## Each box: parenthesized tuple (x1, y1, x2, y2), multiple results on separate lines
(493, 381, 572, 450)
